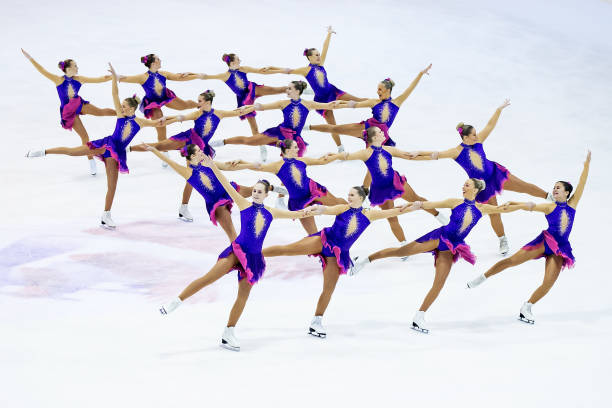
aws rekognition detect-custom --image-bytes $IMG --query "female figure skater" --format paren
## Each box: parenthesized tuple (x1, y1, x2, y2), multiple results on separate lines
(158, 155, 314, 352)
(262, 186, 414, 338)
(350, 178, 510, 334)
(307, 64, 432, 148)
(119, 54, 200, 153)
(340, 126, 448, 244)
(212, 81, 345, 157)
(467, 151, 591, 324)
(25, 63, 161, 228)
(242, 139, 347, 234)
(200, 53, 287, 161)
(129, 90, 255, 221)
(21, 49, 116, 175)
(265, 26, 366, 152)
(407, 99, 550, 255)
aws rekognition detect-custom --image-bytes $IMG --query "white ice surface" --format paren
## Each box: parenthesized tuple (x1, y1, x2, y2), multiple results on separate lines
(1, 0, 611, 406)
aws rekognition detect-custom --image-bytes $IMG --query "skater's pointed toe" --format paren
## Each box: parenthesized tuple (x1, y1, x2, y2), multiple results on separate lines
(308, 316, 326, 338)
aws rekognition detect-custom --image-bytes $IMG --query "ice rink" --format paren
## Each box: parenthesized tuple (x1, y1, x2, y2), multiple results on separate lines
(1, 0, 611, 406)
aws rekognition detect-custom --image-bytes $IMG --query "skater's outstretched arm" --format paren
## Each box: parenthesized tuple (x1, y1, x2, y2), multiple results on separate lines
(347, 98, 378, 109)
(201, 156, 251, 210)
(143, 144, 191, 179)
(340, 149, 371, 162)
(163, 110, 201, 126)
(365, 203, 417, 221)
(496, 202, 554, 214)
(267, 66, 309, 75)
(268, 207, 310, 220)
(216, 160, 261, 171)
(309, 204, 350, 216)
(405, 147, 461, 161)
(21, 49, 62, 84)
(478, 99, 511, 143)
(135, 117, 165, 128)
(320, 25, 335, 64)
(240, 66, 286, 75)
(108, 63, 123, 118)
(299, 153, 342, 166)
(75, 74, 112, 83)
(255, 101, 286, 111)
(303, 100, 345, 112)
(216, 107, 254, 119)
(243, 160, 283, 173)
(414, 199, 463, 210)
(159, 71, 201, 81)
(118, 73, 147, 84)
(568, 150, 591, 208)
(199, 72, 230, 81)
(393, 64, 432, 106)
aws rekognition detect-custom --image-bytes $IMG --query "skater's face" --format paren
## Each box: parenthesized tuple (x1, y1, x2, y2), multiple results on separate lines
(197, 95, 212, 110)
(121, 100, 136, 116)
(286, 83, 300, 99)
(150, 55, 161, 70)
(188, 145, 206, 165)
(461, 127, 478, 145)
(462, 179, 477, 199)
(348, 188, 364, 207)
(229, 56, 241, 69)
(307, 50, 321, 64)
(552, 182, 570, 201)
(377, 83, 391, 99)
(282, 141, 299, 158)
(65, 61, 78, 76)
(252, 182, 269, 204)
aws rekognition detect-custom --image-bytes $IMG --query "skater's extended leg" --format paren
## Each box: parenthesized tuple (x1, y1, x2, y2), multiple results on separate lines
(299, 216, 318, 235)
(527, 255, 562, 304)
(262, 236, 322, 257)
(104, 157, 119, 211)
(381, 200, 406, 242)
(323, 111, 341, 147)
(314, 259, 340, 316)
(215, 206, 238, 241)
(368, 240, 438, 262)
(166, 97, 198, 110)
(484, 247, 544, 278)
(71, 116, 93, 160)
(224, 134, 278, 146)
(227, 277, 253, 327)
(178, 255, 237, 301)
(418, 251, 453, 312)
(309, 122, 364, 139)
(81, 103, 115, 116)
(504, 174, 548, 199)
(45, 145, 105, 156)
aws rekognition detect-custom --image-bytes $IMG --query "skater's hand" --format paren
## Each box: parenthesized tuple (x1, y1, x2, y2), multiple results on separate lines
(329, 100, 342, 108)
(21, 48, 32, 60)
(421, 63, 432, 76)
(254, 103, 263, 111)
(403, 151, 419, 159)
(585, 150, 592, 164)
(411, 201, 423, 210)
(200, 155, 214, 167)
(198, 73, 207, 80)
(304, 204, 324, 216)
(327, 25, 336, 34)
(178, 72, 191, 78)
(320, 152, 337, 162)
(283, 68, 292, 74)
(107, 63, 117, 78)
(155, 117, 167, 127)
(225, 159, 243, 168)
(140, 143, 155, 152)
(347, 100, 357, 108)
(399, 203, 414, 213)
(261, 66, 272, 72)
(499, 99, 511, 110)
(526, 201, 536, 211)
(340, 152, 349, 160)
(177, 115, 185, 123)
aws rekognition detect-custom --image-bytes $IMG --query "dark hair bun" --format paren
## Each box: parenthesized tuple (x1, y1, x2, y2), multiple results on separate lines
(291, 80, 308, 94)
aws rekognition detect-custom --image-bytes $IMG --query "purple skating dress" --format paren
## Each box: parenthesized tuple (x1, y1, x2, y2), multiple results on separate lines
(454, 143, 510, 203)
(139, 71, 177, 118)
(262, 99, 310, 156)
(225, 69, 261, 120)
(362, 98, 399, 146)
(277, 158, 327, 211)
(309, 206, 371, 275)
(87, 115, 140, 173)
(170, 109, 220, 157)
(364, 146, 407, 206)
(187, 163, 242, 225)
(416, 199, 482, 265)
(57, 76, 90, 130)
(305, 64, 345, 117)
(522, 201, 575, 269)
(218, 203, 273, 284)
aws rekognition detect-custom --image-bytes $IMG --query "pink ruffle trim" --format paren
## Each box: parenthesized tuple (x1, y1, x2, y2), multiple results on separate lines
(209, 199, 233, 226)
(523, 230, 575, 270)
(308, 229, 347, 275)
(436, 236, 476, 265)
(61, 97, 84, 130)
(142, 89, 177, 118)
(87, 141, 129, 174)
(362, 118, 390, 146)
(231, 241, 256, 285)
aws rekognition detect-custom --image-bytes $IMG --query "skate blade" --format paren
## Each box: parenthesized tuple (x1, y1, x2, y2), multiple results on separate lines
(100, 223, 116, 230)
(308, 328, 326, 338)
(159, 307, 167, 315)
(411, 324, 429, 334)
(518, 314, 534, 324)
(220, 340, 240, 352)
(401, 256, 410, 262)
(178, 215, 194, 223)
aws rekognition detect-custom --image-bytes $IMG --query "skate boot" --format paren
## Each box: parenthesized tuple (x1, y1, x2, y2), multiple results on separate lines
(337, 145, 345, 153)
(467, 273, 487, 288)
(161, 152, 170, 168)
(25, 149, 46, 157)
(272, 185, 288, 196)
(259, 145, 268, 163)
(100, 211, 116, 229)
(349, 256, 370, 276)
(178, 204, 194, 222)
(499, 236, 509, 256)
(210, 139, 224, 148)
(518, 302, 535, 324)
(412, 311, 429, 334)
(275, 196, 288, 210)
(159, 297, 182, 315)
(89, 159, 97, 175)
(220, 327, 240, 351)
(399, 241, 410, 262)
(308, 316, 326, 338)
